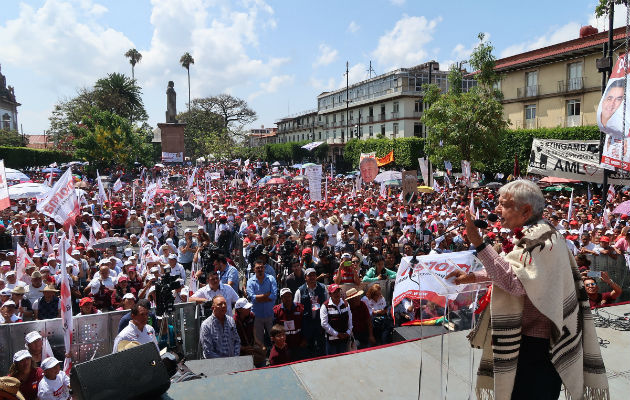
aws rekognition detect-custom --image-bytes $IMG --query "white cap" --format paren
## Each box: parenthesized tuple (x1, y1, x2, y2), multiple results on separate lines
(41, 357, 60, 370)
(25, 331, 42, 343)
(124, 248, 133, 257)
(5, 270, 15, 277)
(13, 350, 32, 362)
(235, 298, 252, 310)
(168, 254, 177, 260)
(184, 228, 192, 234)
(122, 293, 135, 300)
(280, 287, 292, 297)
(150, 266, 159, 273)
(2, 300, 16, 307)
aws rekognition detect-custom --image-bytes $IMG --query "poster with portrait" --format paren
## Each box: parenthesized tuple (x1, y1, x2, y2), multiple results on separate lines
(402, 170, 418, 202)
(359, 152, 378, 183)
(598, 53, 630, 171)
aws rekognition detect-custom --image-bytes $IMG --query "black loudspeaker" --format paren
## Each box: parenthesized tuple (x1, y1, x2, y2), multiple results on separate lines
(70, 343, 171, 400)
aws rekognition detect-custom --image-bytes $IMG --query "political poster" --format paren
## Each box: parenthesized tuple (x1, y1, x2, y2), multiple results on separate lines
(36, 169, 80, 227)
(0, 160, 10, 211)
(304, 164, 322, 201)
(401, 170, 418, 202)
(393, 251, 481, 309)
(418, 158, 430, 185)
(359, 152, 378, 183)
(527, 138, 630, 185)
(162, 152, 183, 163)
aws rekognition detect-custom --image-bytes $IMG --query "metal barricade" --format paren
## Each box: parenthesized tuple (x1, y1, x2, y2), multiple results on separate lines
(0, 302, 200, 375)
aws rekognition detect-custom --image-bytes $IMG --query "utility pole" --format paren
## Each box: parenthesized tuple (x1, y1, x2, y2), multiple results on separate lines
(597, 2, 614, 207)
(345, 61, 349, 144)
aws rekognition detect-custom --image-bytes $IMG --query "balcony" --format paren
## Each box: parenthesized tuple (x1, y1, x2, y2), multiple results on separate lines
(367, 115, 374, 123)
(378, 113, 385, 121)
(524, 118, 538, 129)
(517, 85, 540, 98)
(391, 112, 399, 119)
(557, 77, 584, 93)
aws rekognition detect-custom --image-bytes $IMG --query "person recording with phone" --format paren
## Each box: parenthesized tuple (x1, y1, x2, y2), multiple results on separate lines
(583, 271, 621, 308)
(333, 253, 361, 285)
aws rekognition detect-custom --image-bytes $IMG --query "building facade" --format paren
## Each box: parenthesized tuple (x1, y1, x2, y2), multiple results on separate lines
(275, 61, 476, 163)
(0, 65, 20, 131)
(248, 126, 278, 147)
(495, 26, 627, 130)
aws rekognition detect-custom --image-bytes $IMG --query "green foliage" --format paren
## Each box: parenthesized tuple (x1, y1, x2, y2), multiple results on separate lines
(177, 101, 225, 159)
(0, 129, 28, 147)
(468, 33, 501, 88)
(0, 146, 73, 168)
(595, 0, 625, 17)
(263, 141, 329, 163)
(71, 108, 152, 170)
(484, 125, 601, 176)
(343, 137, 425, 170)
(94, 72, 148, 122)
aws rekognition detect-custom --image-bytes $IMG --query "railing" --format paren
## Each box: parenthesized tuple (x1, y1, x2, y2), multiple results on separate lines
(517, 85, 540, 98)
(367, 115, 374, 123)
(558, 77, 584, 92)
(378, 113, 386, 121)
(391, 112, 399, 119)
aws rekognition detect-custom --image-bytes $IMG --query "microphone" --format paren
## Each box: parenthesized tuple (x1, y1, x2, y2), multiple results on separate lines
(473, 214, 499, 230)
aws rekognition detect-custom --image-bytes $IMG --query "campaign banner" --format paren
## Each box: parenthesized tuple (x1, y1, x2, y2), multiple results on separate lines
(162, 151, 183, 163)
(393, 252, 478, 308)
(402, 170, 418, 202)
(527, 138, 630, 185)
(461, 160, 471, 186)
(0, 160, 10, 211)
(36, 169, 80, 226)
(209, 172, 221, 180)
(418, 158, 429, 185)
(304, 164, 322, 201)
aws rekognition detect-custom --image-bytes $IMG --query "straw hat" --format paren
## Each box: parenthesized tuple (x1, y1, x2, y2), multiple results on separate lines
(345, 287, 364, 301)
(0, 376, 25, 400)
(42, 284, 59, 293)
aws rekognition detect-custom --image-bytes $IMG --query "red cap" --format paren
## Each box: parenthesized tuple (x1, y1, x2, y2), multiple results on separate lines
(79, 297, 94, 307)
(302, 248, 312, 255)
(327, 284, 341, 293)
(600, 236, 610, 243)
(305, 234, 313, 240)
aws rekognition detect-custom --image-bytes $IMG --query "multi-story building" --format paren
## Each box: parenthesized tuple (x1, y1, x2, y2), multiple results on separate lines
(495, 25, 627, 129)
(0, 65, 20, 131)
(248, 126, 278, 147)
(276, 61, 477, 163)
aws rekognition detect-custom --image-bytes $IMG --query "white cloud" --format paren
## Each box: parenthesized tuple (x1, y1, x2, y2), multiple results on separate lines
(347, 21, 360, 33)
(313, 44, 339, 68)
(0, 0, 286, 133)
(372, 15, 442, 71)
(389, 0, 406, 5)
(249, 74, 294, 100)
(500, 22, 581, 58)
(309, 77, 336, 92)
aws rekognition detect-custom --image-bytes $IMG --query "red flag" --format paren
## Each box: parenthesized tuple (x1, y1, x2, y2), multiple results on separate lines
(513, 154, 520, 178)
(376, 151, 395, 167)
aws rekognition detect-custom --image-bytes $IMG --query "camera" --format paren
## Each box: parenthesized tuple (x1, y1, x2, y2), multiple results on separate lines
(154, 268, 181, 316)
(200, 243, 222, 273)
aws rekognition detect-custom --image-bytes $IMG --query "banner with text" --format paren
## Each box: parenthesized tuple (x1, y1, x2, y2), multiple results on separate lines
(0, 160, 10, 211)
(36, 169, 80, 226)
(304, 164, 322, 201)
(527, 138, 630, 185)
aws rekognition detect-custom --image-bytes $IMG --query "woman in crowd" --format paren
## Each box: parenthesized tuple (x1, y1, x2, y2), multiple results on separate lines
(362, 255, 397, 283)
(8, 350, 42, 400)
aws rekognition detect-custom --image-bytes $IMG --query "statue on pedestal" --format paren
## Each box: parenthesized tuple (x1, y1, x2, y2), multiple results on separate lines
(166, 81, 177, 123)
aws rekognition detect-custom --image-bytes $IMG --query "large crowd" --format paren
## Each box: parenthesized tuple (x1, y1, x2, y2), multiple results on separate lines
(0, 162, 627, 399)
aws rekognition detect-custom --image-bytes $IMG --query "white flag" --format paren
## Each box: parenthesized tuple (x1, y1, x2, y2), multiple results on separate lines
(418, 158, 429, 185)
(0, 160, 10, 211)
(607, 185, 616, 203)
(59, 237, 73, 374)
(567, 189, 574, 221)
(96, 171, 108, 205)
(15, 244, 33, 283)
(36, 169, 80, 227)
(113, 178, 123, 192)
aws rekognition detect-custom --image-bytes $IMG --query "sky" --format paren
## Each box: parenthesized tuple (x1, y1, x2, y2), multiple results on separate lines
(0, 0, 628, 136)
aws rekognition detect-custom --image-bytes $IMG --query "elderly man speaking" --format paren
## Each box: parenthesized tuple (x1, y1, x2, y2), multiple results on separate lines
(447, 180, 608, 400)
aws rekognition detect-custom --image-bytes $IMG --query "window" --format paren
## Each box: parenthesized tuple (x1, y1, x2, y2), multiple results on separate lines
(414, 123, 423, 137)
(381, 124, 386, 136)
(333, 114, 337, 123)
(333, 130, 336, 139)
(414, 100, 423, 113)
(393, 123, 399, 138)
(525, 71, 538, 96)
(318, 132, 321, 140)
(567, 62, 583, 91)
(567, 100, 581, 116)
(349, 110, 354, 121)
(525, 104, 536, 120)
(393, 102, 399, 113)
(369, 126, 373, 137)
(340, 113, 344, 122)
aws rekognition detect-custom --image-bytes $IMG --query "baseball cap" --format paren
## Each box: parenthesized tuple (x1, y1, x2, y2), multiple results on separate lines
(280, 288, 292, 297)
(13, 350, 32, 363)
(168, 254, 177, 259)
(327, 284, 341, 293)
(31, 271, 42, 279)
(117, 275, 129, 282)
(184, 228, 192, 234)
(305, 268, 317, 275)
(235, 298, 252, 310)
(25, 331, 42, 343)
(302, 248, 312, 255)
(150, 267, 159, 273)
(2, 300, 16, 307)
(79, 297, 94, 307)
(122, 293, 135, 300)
(41, 357, 60, 370)
(341, 253, 351, 260)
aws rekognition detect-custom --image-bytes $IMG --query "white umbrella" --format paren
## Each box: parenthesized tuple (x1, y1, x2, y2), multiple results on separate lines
(5, 168, 30, 182)
(271, 161, 281, 166)
(8, 182, 50, 199)
(374, 171, 402, 183)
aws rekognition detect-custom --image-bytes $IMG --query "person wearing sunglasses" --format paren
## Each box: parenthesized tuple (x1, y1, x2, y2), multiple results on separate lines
(583, 271, 621, 308)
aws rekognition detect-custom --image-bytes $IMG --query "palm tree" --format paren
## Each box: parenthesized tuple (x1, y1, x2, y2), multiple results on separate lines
(180, 52, 195, 112)
(94, 72, 147, 122)
(124, 48, 142, 81)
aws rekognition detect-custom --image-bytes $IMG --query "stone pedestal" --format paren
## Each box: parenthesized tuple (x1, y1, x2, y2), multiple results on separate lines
(157, 122, 186, 163)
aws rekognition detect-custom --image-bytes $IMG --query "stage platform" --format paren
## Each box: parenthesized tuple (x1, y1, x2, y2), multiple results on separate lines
(162, 303, 630, 400)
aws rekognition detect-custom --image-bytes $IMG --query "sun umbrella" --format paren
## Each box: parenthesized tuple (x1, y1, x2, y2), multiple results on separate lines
(5, 168, 30, 183)
(267, 177, 289, 185)
(93, 237, 130, 250)
(8, 182, 50, 199)
(291, 164, 303, 169)
(543, 185, 571, 192)
(42, 167, 62, 173)
(154, 163, 165, 168)
(485, 182, 503, 189)
(539, 176, 579, 184)
(417, 185, 434, 193)
(383, 179, 401, 186)
(374, 171, 402, 183)
(302, 162, 316, 168)
(612, 200, 630, 215)
(156, 188, 172, 194)
(271, 161, 281, 166)
(292, 176, 307, 182)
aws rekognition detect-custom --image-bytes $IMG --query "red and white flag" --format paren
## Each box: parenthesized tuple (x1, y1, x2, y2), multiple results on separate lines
(0, 160, 10, 211)
(113, 178, 123, 192)
(59, 237, 73, 374)
(96, 171, 108, 205)
(15, 244, 33, 283)
(607, 185, 616, 203)
(36, 169, 80, 227)
(92, 219, 106, 237)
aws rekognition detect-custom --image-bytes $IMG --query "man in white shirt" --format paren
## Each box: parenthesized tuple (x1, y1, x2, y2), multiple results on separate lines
(25, 270, 45, 304)
(113, 302, 159, 352)
(189, 270, 239, 315)
(166, 254, 186, 282)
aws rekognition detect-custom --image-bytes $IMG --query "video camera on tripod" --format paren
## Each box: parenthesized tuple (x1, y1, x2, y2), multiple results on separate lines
(154, 267, 181, 317)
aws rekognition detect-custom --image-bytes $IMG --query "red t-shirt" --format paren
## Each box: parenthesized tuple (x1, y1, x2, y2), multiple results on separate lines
(269, 344, 291, 366)
(589, 292, 616, 308)
(350, 301, 371, 335)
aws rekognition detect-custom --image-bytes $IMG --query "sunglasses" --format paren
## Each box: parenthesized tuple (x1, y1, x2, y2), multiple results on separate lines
(585, 283, 597, 287)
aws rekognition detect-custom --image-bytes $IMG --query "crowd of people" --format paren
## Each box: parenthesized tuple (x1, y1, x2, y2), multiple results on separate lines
(0, 161, 627, 399)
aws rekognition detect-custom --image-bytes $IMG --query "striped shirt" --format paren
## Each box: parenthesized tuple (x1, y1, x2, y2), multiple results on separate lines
(200, 314, 241, 359)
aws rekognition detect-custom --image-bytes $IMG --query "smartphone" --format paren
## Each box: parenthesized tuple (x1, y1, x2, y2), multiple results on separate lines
(587, 271, 602, 279)
(343, 260, 351, 267)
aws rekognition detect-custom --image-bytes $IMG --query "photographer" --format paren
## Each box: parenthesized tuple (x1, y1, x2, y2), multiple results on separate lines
(362, 255, 396, 283)
(333, 253, 361, 285)
(314, 247, 335, 284)
(177, 228, 197, 271)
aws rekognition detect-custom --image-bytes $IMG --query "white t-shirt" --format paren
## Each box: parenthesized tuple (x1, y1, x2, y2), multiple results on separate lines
(37, 371, 71, 400)
(26, 282, 46, 303)
(113, 321, 159, 353)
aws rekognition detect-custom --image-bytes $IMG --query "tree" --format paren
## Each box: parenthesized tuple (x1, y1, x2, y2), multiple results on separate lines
(421, 33, 508, 170)
(180, 52, 194, 112)
(72, 108, 152, 170)
(48, 88, 97, 151)
(595, 0, 625, 17)
(192, 94, 257, 139)
(94, 72, 148, 122)
(177, 100, 226, 159)
(124, 48, 142, 80)
(0, 129, 28, 147)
